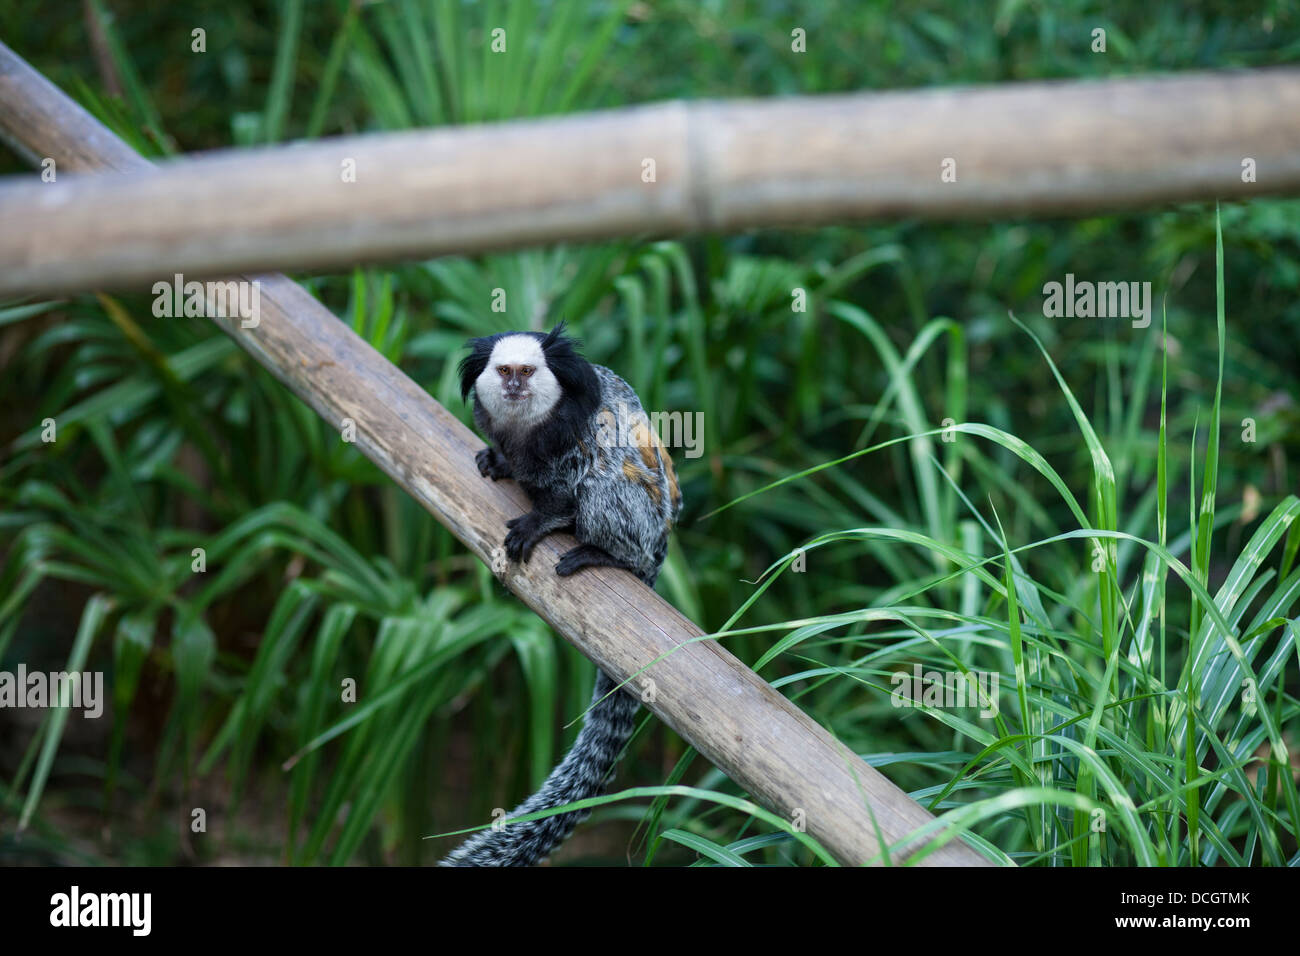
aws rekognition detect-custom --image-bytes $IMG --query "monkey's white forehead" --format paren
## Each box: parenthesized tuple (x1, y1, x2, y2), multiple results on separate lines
(487, 335, 544, 368)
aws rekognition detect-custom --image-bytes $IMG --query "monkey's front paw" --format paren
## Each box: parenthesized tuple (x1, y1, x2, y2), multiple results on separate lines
(504, 513, 542, 564)
(476, 447, 512, 481)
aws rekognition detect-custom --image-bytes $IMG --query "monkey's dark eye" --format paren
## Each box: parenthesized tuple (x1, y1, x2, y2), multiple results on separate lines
(521, 366, 534, 377)
(496, 366, 510, 377)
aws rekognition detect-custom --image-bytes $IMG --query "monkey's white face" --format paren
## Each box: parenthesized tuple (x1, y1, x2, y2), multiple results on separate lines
(475, 334, 562, 429)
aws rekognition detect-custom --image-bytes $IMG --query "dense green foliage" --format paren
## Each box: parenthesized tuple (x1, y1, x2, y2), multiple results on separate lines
(1, 0, 1297, 865)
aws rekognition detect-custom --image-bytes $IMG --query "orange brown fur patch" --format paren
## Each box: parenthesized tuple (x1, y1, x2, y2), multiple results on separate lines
(629, 419, 658, 470)
(629, 418, 681, 507)
(622, 459, 662, 504)
(649, 427, 681, 509)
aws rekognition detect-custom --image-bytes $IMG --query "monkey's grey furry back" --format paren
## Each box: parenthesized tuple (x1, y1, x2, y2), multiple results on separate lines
(445, 333, 681, 866)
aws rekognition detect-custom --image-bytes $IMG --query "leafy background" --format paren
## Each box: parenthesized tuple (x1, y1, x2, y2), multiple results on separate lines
(0, 0, 1297, 865)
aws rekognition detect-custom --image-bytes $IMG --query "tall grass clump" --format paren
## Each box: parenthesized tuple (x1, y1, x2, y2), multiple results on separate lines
(624, 208, 1298, 865)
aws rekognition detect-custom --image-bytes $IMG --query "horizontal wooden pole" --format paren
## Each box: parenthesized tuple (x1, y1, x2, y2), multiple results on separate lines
(0, 40, 994, 866)
(2, 63, 1300, 297)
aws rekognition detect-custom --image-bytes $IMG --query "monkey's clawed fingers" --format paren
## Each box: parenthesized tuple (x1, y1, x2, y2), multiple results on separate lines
(475, 446, 512, 481)
(504, 513, 542, 563)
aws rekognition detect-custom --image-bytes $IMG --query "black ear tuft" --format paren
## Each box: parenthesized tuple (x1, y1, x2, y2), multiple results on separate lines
(458, 335, 496, 402)
(540, 321, 599, 408)
(540, 320, 569, 351)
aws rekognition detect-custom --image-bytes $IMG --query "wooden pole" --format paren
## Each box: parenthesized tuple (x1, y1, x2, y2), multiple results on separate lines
(2, 62, 1300, 297)
(0, 40, 994, 866)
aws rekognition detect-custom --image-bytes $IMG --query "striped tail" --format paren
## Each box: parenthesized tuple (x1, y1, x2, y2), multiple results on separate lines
(440, 669, 638, 866)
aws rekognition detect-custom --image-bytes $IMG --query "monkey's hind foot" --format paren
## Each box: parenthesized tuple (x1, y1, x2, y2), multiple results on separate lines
(555, 544, 633, 578)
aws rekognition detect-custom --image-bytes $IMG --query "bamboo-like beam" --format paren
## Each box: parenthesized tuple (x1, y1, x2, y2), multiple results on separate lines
(0, 41, 993, 866)
(3, 62, 1300, 297)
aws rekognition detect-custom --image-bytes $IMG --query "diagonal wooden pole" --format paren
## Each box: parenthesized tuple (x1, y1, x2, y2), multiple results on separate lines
(2, 63, 1299, 298)
(0, 40, 994, 866)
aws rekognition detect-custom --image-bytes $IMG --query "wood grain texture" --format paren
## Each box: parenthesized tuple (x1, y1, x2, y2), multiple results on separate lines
(0, 39, 995, 866)
(2, 61, 1300, 296)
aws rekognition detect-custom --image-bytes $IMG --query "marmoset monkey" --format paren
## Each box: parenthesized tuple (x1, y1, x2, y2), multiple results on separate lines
(441, 322, 681, 866)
